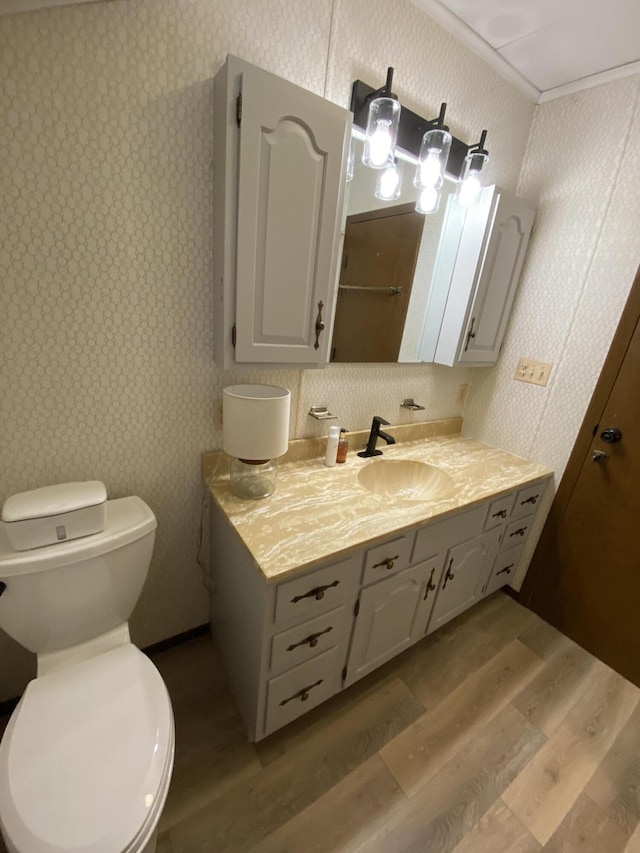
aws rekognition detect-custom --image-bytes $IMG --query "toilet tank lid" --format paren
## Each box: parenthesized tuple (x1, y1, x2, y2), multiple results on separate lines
(2, 481, 107, 523)
(0, 496, 156, 578)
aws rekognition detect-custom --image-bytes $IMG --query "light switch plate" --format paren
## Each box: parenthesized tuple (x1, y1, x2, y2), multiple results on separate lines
(514, 358, 553, 386)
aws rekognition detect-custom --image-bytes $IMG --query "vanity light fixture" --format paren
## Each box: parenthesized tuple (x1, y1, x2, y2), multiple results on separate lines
(414, 103, 451, 192)
(346, 135, 356, 182)
(456, 130, 489, 208)
(350, 72, 492, 203)
(222, 384, 290, 500)
(362, 68, 401, 170)
(375, 159, 402, 201)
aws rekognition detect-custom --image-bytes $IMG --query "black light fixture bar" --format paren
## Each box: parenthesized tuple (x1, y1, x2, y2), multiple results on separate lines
(350, 76, 482, 181)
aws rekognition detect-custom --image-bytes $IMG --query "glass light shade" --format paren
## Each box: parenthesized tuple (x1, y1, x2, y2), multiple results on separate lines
(346, 135, 356, 182)
(375, 162, 402, 200)
(415, 186, 441, 215)
(456, 150, 488, 208)
(363, 97, 401, 169)
(414, 128, 451, 190)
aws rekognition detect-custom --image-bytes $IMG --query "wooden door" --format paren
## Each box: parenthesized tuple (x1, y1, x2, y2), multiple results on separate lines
(234, 59, 350, 365)
(525, 296, 640, 684)
(331, 204, 424, 362)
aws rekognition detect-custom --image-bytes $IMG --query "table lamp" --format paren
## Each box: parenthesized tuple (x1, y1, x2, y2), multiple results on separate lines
(222, 384, 291, 499)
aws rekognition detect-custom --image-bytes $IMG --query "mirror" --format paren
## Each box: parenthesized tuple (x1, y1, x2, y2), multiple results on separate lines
(330, 136, 459, 363)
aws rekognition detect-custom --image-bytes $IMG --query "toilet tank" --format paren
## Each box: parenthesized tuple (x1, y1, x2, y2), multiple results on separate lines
(0, 497, 157, 655)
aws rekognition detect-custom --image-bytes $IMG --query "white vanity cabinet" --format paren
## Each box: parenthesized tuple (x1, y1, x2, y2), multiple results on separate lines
(212, 55, 352, 369)
(421, 186, 535, 367)
(209, 477, 548, 741)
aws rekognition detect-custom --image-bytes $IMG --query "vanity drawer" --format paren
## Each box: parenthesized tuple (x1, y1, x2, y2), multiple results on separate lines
(264, 646, 341, 735)
(270, 606, 349, 675)
(500, 515, 534, 550)
(274, 556, 358, 626)
(484, 544, 524, 596)
(511, 482, 546, 520)
(361, 532, 415, 586)
(413, 504, 486, 564)
(484, 493, 516, 529)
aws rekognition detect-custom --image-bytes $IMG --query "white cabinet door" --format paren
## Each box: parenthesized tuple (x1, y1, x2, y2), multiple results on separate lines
(430, 186, 535, 368)
(213, 55, 351, 368)
(427, 527, 501, 633)
(344, 559, 441, 687)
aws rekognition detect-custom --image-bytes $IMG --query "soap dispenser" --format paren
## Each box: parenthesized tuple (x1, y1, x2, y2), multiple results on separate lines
(324, 425, 340, 467)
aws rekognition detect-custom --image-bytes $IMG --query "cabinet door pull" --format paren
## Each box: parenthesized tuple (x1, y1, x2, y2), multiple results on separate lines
(314, 301, 325, 350)
(279, 679, 323, 706)
(509, 527, 528, 538)
(492, 509, 507, 519)
(291, 579, 339, 604)
(372, 554, 399, 571)
(520, 494, 539, 506)
(423, 567, 436, 600)
(286, 626, 333, 652)
(497, 564, 514, 576)
(464, 317, 476, 352)
(442, 558, 455, 590)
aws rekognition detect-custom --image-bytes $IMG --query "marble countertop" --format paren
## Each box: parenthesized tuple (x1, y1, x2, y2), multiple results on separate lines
(203, 429, 552, 584)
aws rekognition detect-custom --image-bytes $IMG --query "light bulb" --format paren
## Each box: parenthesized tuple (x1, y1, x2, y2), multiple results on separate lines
(415, 186, 440, 214)
(368, 119, 392, 167)
(363, 97, 400, 170)
(456, 149, 488, 208)
(419, 149, 443, 188)
(415, 127, 451, 190)
(376, 163, 401, 200)
(457, 173, 482, 208)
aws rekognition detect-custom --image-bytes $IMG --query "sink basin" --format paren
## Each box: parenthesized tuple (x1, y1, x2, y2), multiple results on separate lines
(357, 459, 455, 502)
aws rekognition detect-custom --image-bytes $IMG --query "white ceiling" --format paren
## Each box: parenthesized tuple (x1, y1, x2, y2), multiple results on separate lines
(412, 0, 640, 102)
(2, 0, 639, 104)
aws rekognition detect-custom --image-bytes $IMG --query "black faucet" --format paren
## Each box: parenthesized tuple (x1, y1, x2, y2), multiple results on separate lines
(358, 416, 396, 458)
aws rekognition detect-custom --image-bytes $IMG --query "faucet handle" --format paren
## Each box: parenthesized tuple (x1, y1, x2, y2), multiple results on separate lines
(373, 415, 390, 427)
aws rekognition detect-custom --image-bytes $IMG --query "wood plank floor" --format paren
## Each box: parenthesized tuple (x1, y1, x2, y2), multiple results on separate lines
(2, 592, 640, 852)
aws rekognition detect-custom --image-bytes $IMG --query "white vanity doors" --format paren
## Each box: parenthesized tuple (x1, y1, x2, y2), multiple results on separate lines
(213, 55, 352, 368)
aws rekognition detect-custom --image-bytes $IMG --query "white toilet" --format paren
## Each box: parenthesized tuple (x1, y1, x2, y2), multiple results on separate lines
(0, 484, 174, 853)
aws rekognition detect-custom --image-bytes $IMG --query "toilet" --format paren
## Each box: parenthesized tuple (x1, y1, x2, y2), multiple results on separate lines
(0, 484, 174, 853)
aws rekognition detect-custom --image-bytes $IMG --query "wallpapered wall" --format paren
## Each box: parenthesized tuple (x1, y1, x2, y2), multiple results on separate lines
(0, 0, 537, 699)
(4, 0, 635, 699)
(465, 75, 640, 587)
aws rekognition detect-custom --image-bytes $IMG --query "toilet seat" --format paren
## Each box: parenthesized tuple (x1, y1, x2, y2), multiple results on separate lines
(0, 644, 174, 853)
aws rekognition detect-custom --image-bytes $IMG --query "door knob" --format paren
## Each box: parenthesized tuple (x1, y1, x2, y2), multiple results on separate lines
(600, 428, 622, 443)
(592, 450, 609, 463)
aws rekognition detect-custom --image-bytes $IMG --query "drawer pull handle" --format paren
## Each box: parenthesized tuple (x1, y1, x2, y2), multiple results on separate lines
(287, 626, 333, 652)
(373, 555, 399, 571)
(521, 494, 539, 506)
(510, 527, 528, 538)
(442, 558, 455, 590)
(497, 564, 514, 576)
(423, 567, 436, 600)
(492, 509, 507, 519)
(280, 679, 323, 706)
(291, 580, 340, 604)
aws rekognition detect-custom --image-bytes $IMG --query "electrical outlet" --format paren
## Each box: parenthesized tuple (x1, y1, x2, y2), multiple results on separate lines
(514, 358, 553, 386)
(214, 398, 223, 431)
(456, 383, 469, 405)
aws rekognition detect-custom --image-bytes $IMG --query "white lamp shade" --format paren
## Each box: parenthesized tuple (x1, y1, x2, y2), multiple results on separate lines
(223, 385, 291, 461)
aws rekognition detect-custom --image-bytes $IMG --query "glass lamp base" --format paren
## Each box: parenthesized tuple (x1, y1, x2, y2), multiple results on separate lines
(229, 458, 278, 500)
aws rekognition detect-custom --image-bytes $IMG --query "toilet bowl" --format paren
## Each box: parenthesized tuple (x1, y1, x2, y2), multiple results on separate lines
(0, 489, 174, 853)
